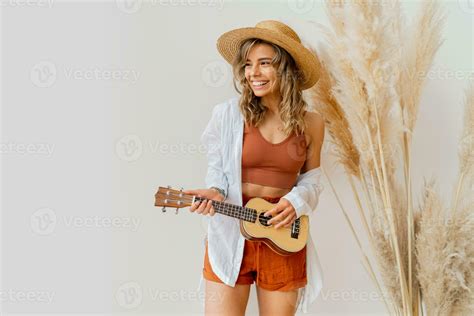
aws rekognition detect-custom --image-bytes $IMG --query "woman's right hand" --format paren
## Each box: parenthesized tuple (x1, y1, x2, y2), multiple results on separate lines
(182, 188, 225, 216)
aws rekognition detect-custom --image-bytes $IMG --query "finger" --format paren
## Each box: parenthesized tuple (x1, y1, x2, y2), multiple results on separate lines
(264, 205, 282, 217)
(189, 200, 200, 212)
(268, 208, 290, 224)
(274, 214, 292, 229)
(275, 213, 295, 229)
(206, 200, 212, 215)
(196, 199, 208, 214)
(207, 200, 215, 215)
(202, 200, 212, 215)
(283, 215, 296, 228)
(196, 199, 205, 213)
(210, 205, 215, 216)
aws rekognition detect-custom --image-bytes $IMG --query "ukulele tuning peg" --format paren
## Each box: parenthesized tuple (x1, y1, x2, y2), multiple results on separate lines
(162, 206, 167, 213)
(175, 207, 179, 215)
(167, 185, 171, 189)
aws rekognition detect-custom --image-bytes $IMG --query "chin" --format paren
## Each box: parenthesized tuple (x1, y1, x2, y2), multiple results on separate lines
(252, 90, 268, 97)
(251, 87, 273, 97)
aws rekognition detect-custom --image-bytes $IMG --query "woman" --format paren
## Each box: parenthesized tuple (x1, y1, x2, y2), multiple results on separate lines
(184, 20, 325, 315)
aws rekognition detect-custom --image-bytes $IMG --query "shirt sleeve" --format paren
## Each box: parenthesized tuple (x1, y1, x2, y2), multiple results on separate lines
(200, 102, 229, 196)
(281, 166, 324, 218)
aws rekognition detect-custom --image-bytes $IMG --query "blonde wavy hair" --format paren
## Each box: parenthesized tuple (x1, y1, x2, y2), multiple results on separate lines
(231, 38, 309, 137)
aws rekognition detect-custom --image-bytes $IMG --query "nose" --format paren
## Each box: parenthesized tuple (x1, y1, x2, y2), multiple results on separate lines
(249, 63, 261, 77)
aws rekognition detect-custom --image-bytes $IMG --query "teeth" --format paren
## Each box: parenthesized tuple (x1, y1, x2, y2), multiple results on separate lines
(253, 81, 268, 86)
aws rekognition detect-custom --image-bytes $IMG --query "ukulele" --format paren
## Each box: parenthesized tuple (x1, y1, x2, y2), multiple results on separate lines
(154, 186, 309, 256)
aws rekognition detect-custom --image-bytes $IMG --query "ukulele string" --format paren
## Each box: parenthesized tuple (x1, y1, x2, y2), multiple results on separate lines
(159, 195, 212, 204)
(159, 195, 259, 214)
(159, 193, 298, 229)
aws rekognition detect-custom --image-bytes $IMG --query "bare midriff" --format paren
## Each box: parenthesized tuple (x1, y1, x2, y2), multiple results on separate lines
(242, 182, 292, 198)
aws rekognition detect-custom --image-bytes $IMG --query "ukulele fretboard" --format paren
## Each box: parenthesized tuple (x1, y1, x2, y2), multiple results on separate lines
(195, 196, 257, 222)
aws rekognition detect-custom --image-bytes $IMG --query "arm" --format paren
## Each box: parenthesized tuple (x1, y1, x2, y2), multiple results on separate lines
(200, 102, 229, 198)
(281, 166, 324, 219)
(281, 112, 325, 218)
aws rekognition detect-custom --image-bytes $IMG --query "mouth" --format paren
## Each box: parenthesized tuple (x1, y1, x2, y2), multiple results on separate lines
(251, 80, 269, 89)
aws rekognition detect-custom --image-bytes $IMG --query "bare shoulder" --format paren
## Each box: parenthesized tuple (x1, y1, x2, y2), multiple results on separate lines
(304, 111, 325, 148)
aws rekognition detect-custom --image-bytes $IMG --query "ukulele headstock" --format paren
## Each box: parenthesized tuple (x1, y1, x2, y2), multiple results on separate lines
(154, 186, 193, 214)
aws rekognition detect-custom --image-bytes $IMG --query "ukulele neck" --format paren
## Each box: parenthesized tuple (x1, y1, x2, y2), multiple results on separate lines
(194, 196, 256, 222)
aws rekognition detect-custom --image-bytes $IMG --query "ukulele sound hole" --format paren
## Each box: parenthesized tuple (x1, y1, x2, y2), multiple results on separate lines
(259, 213, 273, 227)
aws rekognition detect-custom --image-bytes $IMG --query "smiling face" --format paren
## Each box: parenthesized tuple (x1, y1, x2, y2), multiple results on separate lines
(244, 43, 280, 99)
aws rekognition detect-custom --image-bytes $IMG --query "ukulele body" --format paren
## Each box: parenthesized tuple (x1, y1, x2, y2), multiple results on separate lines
(240, 197, 309, 256)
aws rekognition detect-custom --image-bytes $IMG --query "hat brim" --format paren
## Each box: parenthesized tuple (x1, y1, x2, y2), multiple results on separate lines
(216, 27, 321, 90)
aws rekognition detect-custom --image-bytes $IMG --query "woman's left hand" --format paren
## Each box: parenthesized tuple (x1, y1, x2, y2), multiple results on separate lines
(264, 198, 297, 229)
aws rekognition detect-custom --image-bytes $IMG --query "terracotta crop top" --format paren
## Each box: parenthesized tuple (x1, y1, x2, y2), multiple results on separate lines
(241, 122, 307, 189)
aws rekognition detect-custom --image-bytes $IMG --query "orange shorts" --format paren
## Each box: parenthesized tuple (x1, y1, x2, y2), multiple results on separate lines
(202, 193, 307, 291)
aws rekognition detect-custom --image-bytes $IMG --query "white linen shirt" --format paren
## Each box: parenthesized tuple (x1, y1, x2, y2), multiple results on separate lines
(196, 96, 324, 313)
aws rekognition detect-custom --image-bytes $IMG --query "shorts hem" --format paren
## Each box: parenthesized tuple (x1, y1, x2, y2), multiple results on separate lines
(256, 276, 307, 291)
(202, 269, 254, 285)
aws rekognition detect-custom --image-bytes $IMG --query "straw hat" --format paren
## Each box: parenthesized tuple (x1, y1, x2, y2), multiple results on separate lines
(216, 20, 321, 90)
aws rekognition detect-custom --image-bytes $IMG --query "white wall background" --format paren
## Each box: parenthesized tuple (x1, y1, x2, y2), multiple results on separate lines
(1, 0, 472, 315)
